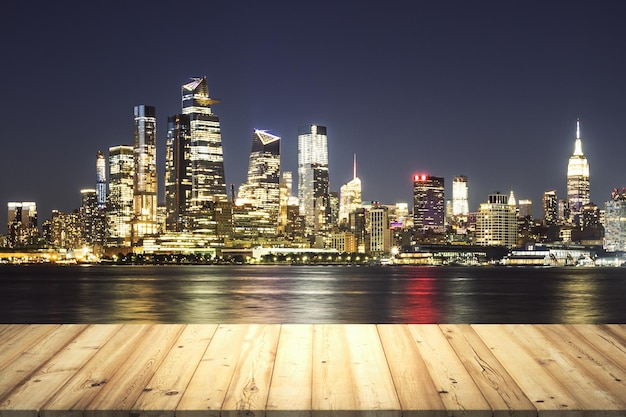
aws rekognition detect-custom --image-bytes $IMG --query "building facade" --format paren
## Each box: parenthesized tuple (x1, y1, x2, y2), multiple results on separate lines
(369, 205, 391, 255)
(107, 145, 134, 247)
(339, 154, 362, 226)
(164, 113, 192, 232)
(413, 174, 445, 233)
(96, 151, 107, 211)
(476, 193, 517, 248)
(132, 105, 158, 241)
(604, 188, 626, 251)
(542, 190, 558, 225)
(452, 175, 469, 216)
(7, 202, 38, 247)
(298, 124, 330, 236)
(567, 119, 590, 227)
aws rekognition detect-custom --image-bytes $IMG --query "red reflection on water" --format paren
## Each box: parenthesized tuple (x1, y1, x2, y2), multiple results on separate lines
(403, 276, 440, 323)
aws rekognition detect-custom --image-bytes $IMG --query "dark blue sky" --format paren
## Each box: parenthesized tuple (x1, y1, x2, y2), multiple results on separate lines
(1, 1, 625, 223)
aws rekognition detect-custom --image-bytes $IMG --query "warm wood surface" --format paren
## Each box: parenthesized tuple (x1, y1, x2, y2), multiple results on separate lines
(0, 324, 624, 417)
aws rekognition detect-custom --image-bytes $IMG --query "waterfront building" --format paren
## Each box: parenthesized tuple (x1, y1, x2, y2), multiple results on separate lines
(132, 105, 158, 241)
(339, 154, 362, 226)
(237, 130, 281, 235)
(412, 174, 445, 233)
(369, 204, 391, 255)
(80, 189, 98, 246)
(604, 188, 626, 251)
(47, 209, 82, 250)
(452, 175, 469, 216)
(183, 77, 227, 205)
(6, 202, 38, 248)
(567, 118, 590, 227)
(542, 190, 558, 225)
(476, 193, 517, 248)
(96, 151, 107, 211)
(165, 113, 192, 232)
(107, 145, 134, 247)
(298, 124, 330, 237)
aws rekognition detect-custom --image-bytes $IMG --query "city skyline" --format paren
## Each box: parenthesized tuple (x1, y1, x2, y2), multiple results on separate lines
(1, 2, 626, 222)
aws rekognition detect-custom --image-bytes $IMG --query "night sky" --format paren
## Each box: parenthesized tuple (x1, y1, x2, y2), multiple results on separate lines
(1, 1, 625, 224)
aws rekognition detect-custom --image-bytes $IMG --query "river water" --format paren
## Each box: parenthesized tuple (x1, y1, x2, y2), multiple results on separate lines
(0, 264, 623, 323)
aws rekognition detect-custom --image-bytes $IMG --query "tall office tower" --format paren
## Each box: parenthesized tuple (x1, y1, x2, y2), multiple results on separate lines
(604, 188, 626, 251)
(278, 171, 294, 234)
(369, 204, 391, 255)
(339, 154, 362, 226)
(45, 210, 82, 249)
(298, 124, 330, 235)
(476, 193, 517, 248)
(543, 190, 558, 225)
(567, 118, 590, 227)
(412, 174, 445, 233)
(7, 202, 38, 247)
(165, 113, 192, 232)
(96, 151, 107, 211)
(238, 130, 281, 214)
(452, 175, 469, 216)
(182, 77, 227, 205)
(107, 145, 134, 247)
(132, 105, 158, 241)
(80, 189, 98, 245)
(518, 200, 532, 218)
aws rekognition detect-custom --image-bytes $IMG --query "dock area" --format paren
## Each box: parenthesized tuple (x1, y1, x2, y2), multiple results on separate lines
(0, 324, 624, 416)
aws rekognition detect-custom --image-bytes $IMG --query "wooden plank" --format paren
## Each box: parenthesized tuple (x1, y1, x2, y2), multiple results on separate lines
(407, 325, 491, 417)
(472, 324, 584, 417)
(312, 324, 401, 417)
(377, 324, 447, 417)
(0, 325, 61, 371)
(130, 324, 218, 417)
(536, 325, 626, 405)
(566, 325, 626, 372)
(0, 325, 29, 342)
(0, 324, 88, 402)
(221, 324, 281, 417)
(83, 324, 185, 417)
(439, 324, 536, 417)
(266, 324, 313, 417)
(40, 324, 153, 417)
(176, 324, 254, 417)
(507, 325, 625, 412)
(0, 324, 123, 417)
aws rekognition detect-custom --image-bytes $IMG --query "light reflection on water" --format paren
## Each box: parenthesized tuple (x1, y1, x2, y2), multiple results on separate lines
(0, 265, 624, 323)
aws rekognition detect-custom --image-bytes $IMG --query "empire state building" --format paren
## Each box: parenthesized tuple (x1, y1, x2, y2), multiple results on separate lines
(567, 118, 590, 226)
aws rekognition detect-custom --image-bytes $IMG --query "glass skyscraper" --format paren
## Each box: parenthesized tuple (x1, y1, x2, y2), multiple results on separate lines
(165, 113, 192, 232)
(413, 174, 445, 233)
(182, 77, 227, 205)
(238, 130, 281, 224)
(298, 124, 330, 236)
(107, 145, 134, 247)
(452, 175, 469, 216)
(96, 151, 107, 211)
(132, 105, 158, 240)
(567, 119, 590, 227)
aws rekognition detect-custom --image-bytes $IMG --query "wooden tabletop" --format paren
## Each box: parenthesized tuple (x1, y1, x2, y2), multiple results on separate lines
(0, 324, 624, 417)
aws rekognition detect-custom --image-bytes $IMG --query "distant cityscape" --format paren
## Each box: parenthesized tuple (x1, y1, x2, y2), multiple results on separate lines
(3, 77, 626, 266)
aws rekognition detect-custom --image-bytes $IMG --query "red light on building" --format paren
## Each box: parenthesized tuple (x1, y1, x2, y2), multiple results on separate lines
(413, 174, 428, 182)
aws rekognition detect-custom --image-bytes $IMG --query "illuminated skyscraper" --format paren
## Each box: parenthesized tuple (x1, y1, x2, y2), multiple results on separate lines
(567, 118, 590, 227)
(413, 174, 445, 233)
(298, 124, 330, 235)
(96, 151, 107, 211)
(339, 154, 362, 225)
(182, 77, 227, 205)
(604, 188, 626, 252)
(542, 190, 558, 225)
(476, 193, 517, 248)
(452, 175, 469, 216)
(107, 145, 134, 247)
(80, 189, 98, 246)
(238, 130, 281, 214)
(132, 105, 158, 241)
(7, 202, 38, 248)
(369, 204, 391, 255)
(165, 113, 192, 232)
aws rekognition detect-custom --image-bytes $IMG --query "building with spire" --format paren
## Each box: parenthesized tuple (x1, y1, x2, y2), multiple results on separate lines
(298, 124, 330, 237)
(567, 118, 590, 227)
(182, 77, 227, 206)
(132, 105, 158, 242)
(339, 154, 362, 226)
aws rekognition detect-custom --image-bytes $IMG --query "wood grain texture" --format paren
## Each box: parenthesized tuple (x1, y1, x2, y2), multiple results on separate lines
(0, 324, 622, 417)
